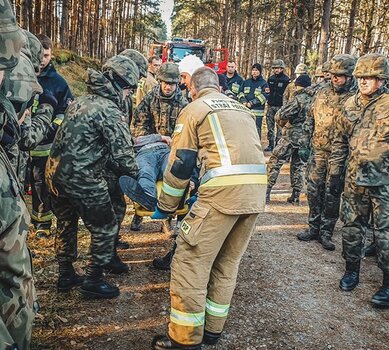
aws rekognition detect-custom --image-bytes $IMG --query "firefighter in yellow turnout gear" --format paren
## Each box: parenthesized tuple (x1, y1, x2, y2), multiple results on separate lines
(152, 67, 267, 350)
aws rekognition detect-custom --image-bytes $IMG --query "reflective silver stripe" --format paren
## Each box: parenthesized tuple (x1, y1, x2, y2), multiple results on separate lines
(200, 164, 266, 185)
(208, 112, 231, 166)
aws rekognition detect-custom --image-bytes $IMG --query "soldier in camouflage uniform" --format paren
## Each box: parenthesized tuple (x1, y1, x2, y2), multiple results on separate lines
(297, 55, 357, 251)
(266, 74, 312, 205)
(283, 63, 308, 104)
(0, 2, 38, 349)
(135, 55, 161, 106)
(46, 55, 139, 299)
(327, 54, 389, 306)
(120, 62, 188, 230)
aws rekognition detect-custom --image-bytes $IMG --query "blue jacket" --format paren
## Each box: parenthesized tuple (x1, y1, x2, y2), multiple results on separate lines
(224, 71, 244, 96)
(238, 75, 269, 117)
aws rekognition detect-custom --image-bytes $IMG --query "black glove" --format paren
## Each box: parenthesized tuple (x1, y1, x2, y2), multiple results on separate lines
(39, 90, 58, 109)
(328, 175, 343, 197)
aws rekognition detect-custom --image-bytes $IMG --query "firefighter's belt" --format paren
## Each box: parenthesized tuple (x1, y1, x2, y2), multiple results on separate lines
(200, 164, 267, 187)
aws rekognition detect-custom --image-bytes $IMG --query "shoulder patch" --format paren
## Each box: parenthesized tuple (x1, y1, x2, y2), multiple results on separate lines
(203, 98, 251, 112)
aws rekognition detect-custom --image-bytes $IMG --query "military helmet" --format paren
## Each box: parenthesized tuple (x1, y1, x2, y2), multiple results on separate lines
(294, 63, 308, 74)
(329, 54, 356, 76)
(322, 61, 331, 73)
(102, 55, 140, 88)
(157, 62, 180, 83)
(6, 51, 42, 103)
(120, 49, 148, 78)
(23, 30, 44, 74)
(0, 0, 26, 70)
(315, 65, 324, 77)
(272, 59, 285, 69)
(353, 53, 389, 79)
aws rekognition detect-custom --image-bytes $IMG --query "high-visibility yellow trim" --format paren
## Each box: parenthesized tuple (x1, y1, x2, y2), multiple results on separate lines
(31, 211, 53, 222)
(206, 298, 230, 317)
(170, 308, 205, 327)
(254, 89, 266, 105)
(208, 112, 231, 166)
(30, 149, 50, 157)
(200, 174, 267, 188)
(53, 117, 63, 126)
(252, 110, 265, 117)
(162, 182, 185, 197)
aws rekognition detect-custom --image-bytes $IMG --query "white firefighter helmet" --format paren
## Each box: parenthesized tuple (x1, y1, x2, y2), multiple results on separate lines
(178, 54, 204, 76)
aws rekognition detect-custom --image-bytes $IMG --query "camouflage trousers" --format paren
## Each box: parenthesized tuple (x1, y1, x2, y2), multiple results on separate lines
(31, 156, 53, 230)
(340, 181, 389, 272)
(306, 150, 341, 238)
(51, 193, 117, 267)
(267, 138, 305, 191)
(266, 106, 282, 148)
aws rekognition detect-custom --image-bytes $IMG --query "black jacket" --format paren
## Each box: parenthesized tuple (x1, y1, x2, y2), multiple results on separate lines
(267, 72, 290, 107)
(224, 71, 244, 95)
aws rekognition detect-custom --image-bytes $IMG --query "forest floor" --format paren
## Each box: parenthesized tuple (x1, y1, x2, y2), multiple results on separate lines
(29, 160, 389, 350)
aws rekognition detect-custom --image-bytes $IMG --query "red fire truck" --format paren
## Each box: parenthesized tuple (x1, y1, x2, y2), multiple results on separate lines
(150, 38, 229, 74)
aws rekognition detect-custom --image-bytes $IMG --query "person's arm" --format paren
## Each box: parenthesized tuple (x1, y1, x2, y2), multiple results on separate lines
(131, 92, 154, 137)
(237, 81, 248, 104)
(249, 82, 269, 108)
(157, 109, 198, 214)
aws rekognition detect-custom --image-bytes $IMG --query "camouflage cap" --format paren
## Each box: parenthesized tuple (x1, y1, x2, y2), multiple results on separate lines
(322, 61, 331, 73)
(315, 65, 324, 77)
(0, 0, 26, 70)
(119, 49, 148, 78)
(23, 30, 44, 74)
(272, 59, 285, 68)
(294, 63, 308, 74)
(353, 53, 389, 79)
(329, 54, 356, 76)
(157, 62, 180, 83)
(102, 54, 140, 88)
(5, 51, 42, 103)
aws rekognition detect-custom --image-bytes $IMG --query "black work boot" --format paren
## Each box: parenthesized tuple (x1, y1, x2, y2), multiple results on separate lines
(371, 273, 389, 307)
(339, 261, 360, 291)
(117, 236, 130, 249)
(297, 229, 319, 241)
(152, 335, 202, 350)
(202, 330, 221, 345)
(321, 236, 335, 251)
(266, 186, 272, 204)
(80, 265, 119, 299)
(104, 254, 129, 274)
(364, 242, 377, 257)
(130, 214, 143, 231)
(287, 189, 300, 205)
(119, 176, 157, 211)
(152, 243, 177, 270)
(57, 261, 84, 292)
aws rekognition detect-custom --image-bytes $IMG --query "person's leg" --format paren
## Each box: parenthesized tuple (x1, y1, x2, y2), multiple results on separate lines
(265, 107, 276, 150)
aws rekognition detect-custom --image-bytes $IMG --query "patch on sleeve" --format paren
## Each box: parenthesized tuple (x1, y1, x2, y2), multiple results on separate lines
(204, 99, 251, 112)
(181, 220, 192, 235)
(173, 123, 184, 134)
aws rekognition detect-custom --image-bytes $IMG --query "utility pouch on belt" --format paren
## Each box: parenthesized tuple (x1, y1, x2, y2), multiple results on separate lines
(179, 204, 210, 247)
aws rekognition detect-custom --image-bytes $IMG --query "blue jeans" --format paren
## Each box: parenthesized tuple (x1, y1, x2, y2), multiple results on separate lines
(137, 145, 170, 198)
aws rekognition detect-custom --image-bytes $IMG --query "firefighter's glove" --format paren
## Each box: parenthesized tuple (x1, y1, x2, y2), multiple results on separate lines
(185, 194, 198, 208)
(298, 147, 311, 162)
(151, 207, 168, 220)
(328, 175, 343, 197)
(39, 90, 58, 109)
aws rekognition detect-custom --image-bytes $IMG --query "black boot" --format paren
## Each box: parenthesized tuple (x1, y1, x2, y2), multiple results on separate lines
(297, 229, 319, 241)
(287, 189, 300, 205)
(57, 261, 84, 292)
(321, 236, 335, 251)
(104, 254, 129, 274)
(266, 186, 271, 204)
(152, 335, 202, 350)
(202, 330, 221, 345)
(117, 236, 130, 250)
(364, 242, 377, 257)
(130, 214, 143, 231)
(371, 273, 389, 307)
(339, 261, 360, 291)
(80, 265, 119, 299)
(119, 176, 157, 211)
(153, 243, 177, 270)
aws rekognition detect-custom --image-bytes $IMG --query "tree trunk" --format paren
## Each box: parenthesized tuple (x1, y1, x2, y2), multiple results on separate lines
(318, 0, 332, 65)
(345, 0, 359, 54)
(60, 0, 69, 48)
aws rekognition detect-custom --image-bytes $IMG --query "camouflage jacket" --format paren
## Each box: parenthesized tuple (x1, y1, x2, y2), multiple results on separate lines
(275, 88, 314, 147)
(46, 68, 138, 198)
(135, 71, 158, 106)
(329, 88, 389, 186)
(0, 145, 36, 349)
(283, 80, 298, 104)
(132, 85, 188, 137)
(306, 79, 357, 153)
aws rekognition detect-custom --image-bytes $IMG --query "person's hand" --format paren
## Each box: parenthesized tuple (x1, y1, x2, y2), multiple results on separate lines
(161, 135, 172, 146)
(189, 181, 195, 191)
(151, 207, 169, 219)
(18, 109, 30, 125)
(246, 102, 252, 108)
